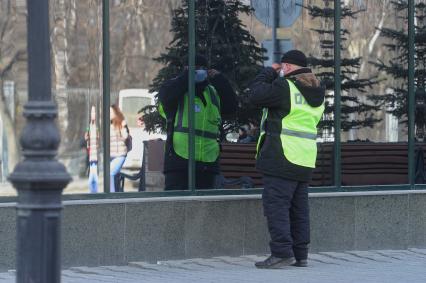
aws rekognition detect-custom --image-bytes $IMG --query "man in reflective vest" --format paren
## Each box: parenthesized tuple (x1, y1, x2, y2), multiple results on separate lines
(158, 54, 237, 190)
(249, 50, 325, 268)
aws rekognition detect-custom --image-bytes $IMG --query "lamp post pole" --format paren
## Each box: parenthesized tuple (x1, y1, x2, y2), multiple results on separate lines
(8, 1, 71, 282)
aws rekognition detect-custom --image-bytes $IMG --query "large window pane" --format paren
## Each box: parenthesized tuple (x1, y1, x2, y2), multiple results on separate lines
(187, 0, 263, 191)
(109, 0, 174, 192)
(338, 0, 409, 186)
(415, 0, 426, 184)
(244, 0, 330, 188)
(50, 0, 104, 194)
(0, 0, 27, 197)
(0, 0, 104, 196)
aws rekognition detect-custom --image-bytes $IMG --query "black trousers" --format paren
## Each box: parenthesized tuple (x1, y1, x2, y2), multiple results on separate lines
(262, 175, 310, 260)
(165, 170, 217, 190)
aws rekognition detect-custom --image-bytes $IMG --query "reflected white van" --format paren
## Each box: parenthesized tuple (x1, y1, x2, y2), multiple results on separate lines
(118, 89, 165, 169)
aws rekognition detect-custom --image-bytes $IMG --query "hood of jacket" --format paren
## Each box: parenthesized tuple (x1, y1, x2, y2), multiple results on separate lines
(286, 68, 325, 108)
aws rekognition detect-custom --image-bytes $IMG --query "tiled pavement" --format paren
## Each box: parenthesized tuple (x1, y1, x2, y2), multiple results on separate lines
(1, 249, 426, 283)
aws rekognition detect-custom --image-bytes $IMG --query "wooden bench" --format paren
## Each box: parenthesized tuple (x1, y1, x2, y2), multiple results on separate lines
(341, 143, 425, 185)
(120, 141, 426, 190)
(312, 143, 332, 186)
(220, 142, 426, 187)
(219, 142, 331, 188)
(315, 143, 426, 186)
(119, 141, 260, 190)
(218, 143, 261, 188)
(119, 139, 166, 192)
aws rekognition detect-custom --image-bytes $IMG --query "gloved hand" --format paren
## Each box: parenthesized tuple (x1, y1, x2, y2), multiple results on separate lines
(257, 67, 279, 84)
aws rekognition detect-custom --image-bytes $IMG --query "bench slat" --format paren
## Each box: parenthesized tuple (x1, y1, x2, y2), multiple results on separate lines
(219, 142, 426, 188)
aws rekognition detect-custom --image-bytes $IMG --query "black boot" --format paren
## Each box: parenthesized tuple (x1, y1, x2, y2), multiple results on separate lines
(255, 255, 296, 269)
(292, 259, 308, 267)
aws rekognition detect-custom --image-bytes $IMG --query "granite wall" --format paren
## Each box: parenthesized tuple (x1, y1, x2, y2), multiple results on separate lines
(0, 191, 425, 271)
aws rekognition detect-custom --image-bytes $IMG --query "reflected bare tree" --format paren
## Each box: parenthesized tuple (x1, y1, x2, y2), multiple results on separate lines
(0, 0, 26, 171)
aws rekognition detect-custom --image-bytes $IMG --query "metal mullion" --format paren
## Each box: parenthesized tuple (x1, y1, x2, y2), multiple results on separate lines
(333, 0, 341, 189)
(271, 0, 279, 62)
(188, 0, 196, 193)
(102, 0, 110, 193)
(408, 0, 415, 187)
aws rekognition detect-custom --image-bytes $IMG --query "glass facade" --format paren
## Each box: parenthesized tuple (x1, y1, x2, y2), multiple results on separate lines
(338, 0, 410, 186)
(0, 0, 423, 199)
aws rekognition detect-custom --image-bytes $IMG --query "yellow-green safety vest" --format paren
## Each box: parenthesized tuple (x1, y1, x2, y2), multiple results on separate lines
(159, 85, 221, 163)
(257, 79, 324, 168)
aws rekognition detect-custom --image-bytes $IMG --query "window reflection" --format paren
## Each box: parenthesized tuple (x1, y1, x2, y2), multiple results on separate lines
(0, 1, 27, 197)
(50, 0, 104, 194)
(1, 1, 422, 197)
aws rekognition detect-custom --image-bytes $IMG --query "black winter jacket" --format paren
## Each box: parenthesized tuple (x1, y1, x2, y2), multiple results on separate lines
(248, 67, 325, 182)
(158, 71, 237, 173)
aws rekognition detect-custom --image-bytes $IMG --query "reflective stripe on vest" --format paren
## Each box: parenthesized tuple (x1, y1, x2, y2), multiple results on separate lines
(256, 79, 324, 168)
(281, 129, 317, 140)
(172, 85, 221, 162)
(174, 126, 218, 139)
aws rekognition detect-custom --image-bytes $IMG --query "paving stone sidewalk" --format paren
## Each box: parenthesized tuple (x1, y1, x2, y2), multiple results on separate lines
(1, 249, 426, 283)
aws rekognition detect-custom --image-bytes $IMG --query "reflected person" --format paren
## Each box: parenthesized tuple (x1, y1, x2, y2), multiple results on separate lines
(158, 54, 237, 190)
(237, 125, 252, 143)
(85, 106, 99, 193)
(110, 104, 129, 193)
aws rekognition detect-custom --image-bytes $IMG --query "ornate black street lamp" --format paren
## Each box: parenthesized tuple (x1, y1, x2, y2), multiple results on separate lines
(8, 1, 71, 282)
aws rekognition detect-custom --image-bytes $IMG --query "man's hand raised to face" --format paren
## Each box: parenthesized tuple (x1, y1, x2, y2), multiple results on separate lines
(208, 69, 220, 78)
(271, 63, 281, 73)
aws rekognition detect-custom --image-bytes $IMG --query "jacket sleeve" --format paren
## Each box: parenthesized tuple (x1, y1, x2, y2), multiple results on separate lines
(157, 71, 189, 115)
(248, 67, 290, 108)
(209, 73, 237, 116)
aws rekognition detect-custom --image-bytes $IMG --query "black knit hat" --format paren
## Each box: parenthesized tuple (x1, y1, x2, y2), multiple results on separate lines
(281, 50, 307, 67)
(182, 54, 208, 68)
(195, 54, 208, 67)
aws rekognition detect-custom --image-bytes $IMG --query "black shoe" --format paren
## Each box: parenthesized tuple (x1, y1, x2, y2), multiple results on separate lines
(293, 259, 308, 267)
(255, 255, 296, 269)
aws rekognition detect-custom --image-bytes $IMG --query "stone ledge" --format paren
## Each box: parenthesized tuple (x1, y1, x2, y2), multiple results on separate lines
(2, 189, 426, 208)
(0, 190, 425, 271)
(60, 189, 426, 206)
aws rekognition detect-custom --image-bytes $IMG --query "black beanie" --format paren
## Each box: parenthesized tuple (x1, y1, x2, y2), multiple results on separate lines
(195, 54, 208, 67)
(182, 54, 208, 68)
(281, 50, 307, 67)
